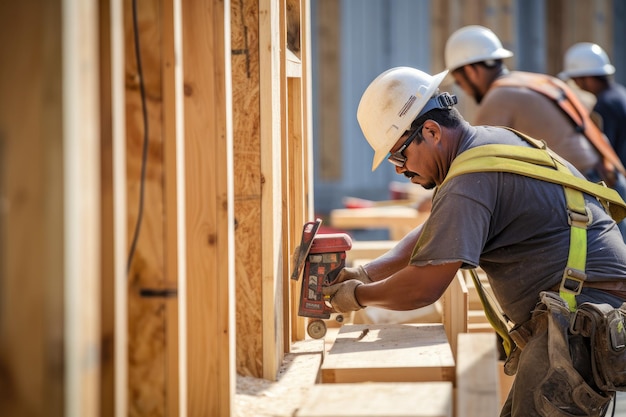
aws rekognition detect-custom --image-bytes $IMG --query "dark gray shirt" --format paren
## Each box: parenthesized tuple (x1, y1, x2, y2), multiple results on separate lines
(410, 125, 626, 324)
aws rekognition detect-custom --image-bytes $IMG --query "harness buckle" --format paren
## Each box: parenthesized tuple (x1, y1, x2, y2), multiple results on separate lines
(567, 208, 590, 229)
(560, 268, 587, 295)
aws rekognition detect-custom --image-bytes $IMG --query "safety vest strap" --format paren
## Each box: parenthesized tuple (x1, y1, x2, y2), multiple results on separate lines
(492, 72, 626, 176)
(442, 128, 626, 327)
(444, 144, 626, 223)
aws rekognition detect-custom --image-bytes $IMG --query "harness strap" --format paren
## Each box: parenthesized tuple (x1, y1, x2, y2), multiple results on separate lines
(444, 145, 626, 223)
(442, 128, 626, 323)
(467, 269, 514, 355)
(492, 72, 626, 176)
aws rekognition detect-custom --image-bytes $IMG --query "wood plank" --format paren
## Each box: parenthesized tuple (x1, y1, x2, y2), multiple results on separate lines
(260, 0, 285, 380)
(456, 333, 500, 417)
(345, 240, 398, 265)
(99, 0, 128, 415)
(0, 2, 66, 416)
(295, 382, 453, 417)
(321, 324, 455, 384)
(181, 0, 235, 415)
(330, 206, 429, 240)
(161, 0, 181, 415)
(442, 272, 469, 359)
(64, 1, 102, 416)
(287, 75, 308, 343)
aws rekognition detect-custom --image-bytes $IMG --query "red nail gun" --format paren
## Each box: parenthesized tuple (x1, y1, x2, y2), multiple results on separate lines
(291, 218, 353, 339)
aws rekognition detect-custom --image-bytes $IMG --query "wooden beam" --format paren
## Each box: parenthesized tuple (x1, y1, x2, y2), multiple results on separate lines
(321, 324, 455, 384)
(162, 0, 181, 415)
(442, 271, 469, 359)
(99, 0, 127, 416)
(0, 1, 66, 415)
(181, 0, 235, 415)
(260, 0, 285, 380)
(64, 1, 102, 416)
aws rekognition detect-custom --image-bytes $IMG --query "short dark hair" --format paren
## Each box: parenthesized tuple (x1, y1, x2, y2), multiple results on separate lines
(412, 107, 463, 131)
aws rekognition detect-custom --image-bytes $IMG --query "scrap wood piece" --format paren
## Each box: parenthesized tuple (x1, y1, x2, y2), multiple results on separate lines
(295, 381, 453, 417)
(456, 332, 500, 417)
(321, 323, 455, 383)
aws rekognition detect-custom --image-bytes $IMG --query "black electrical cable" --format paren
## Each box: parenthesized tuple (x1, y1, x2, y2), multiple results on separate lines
(127, 0, 150, 274)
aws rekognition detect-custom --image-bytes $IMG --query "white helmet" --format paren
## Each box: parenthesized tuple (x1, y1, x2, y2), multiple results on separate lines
(444, 25, 513, 71)
(357, 67, 451, 171)
(558, 42, 615, 79)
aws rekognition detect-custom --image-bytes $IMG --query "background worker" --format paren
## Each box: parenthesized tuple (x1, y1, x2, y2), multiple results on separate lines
(559, 42, 626, 167)
(324, 66, 626, 416)
(443, 25, 626, 240)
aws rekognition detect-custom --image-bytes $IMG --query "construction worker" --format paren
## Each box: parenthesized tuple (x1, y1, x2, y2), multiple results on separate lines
(443, 25, 626, 240)
(559, 42, 626, 167)
(323, 66, 626, 416)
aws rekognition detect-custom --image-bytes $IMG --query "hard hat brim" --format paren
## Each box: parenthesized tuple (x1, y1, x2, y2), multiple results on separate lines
(371, 69, 449, 171)
(448, 48, 513, 72)
(558, 64, 616, 79)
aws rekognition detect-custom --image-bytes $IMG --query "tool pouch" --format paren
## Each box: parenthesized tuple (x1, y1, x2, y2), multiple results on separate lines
(571, 301, 626, 392)
(534, 292, 611, 415)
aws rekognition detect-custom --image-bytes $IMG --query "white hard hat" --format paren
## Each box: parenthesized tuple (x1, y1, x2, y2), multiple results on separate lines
(444, 25, 513, 71)
(357, 67, 450, 171)
(558, 42, 615, 79)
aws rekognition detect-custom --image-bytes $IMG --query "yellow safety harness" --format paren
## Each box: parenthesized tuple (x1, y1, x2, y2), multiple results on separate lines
(441, 128, 626, 355)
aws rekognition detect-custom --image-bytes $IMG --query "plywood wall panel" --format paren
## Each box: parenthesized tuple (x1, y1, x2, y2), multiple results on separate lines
(124, 0, 171, 414)
(231, 0, 265, 378)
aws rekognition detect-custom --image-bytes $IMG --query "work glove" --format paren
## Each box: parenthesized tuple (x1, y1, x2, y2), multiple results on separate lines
(323, 279, 365, 313)
(333, 265, 373, 285)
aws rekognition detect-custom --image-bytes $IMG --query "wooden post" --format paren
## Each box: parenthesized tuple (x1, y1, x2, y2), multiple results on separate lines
(181, 0, 235, 414)
(0, 0, 101, 416)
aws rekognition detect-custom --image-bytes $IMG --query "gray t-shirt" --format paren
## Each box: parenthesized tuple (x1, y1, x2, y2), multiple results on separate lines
(410, 125, 626, 324)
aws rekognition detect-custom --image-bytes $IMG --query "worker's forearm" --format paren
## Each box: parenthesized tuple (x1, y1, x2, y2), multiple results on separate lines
(363, 224, 423, 281)
(355, 261, 461, 310)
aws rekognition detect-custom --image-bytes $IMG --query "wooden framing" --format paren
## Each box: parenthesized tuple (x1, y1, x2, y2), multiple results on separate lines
(180, 0, 235, 414)
(0, 1, 101, 416)
(99, 0, 127, 416)
(11, 1, 624, 416)
(233, 0, 313, 380)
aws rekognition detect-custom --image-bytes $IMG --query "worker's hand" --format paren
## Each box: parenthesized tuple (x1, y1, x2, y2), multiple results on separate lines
(323, 279, 365, 313)
(333, 265, 373, 285)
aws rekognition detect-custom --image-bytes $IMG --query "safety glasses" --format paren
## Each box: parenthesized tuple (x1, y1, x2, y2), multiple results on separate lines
(387, 124, 424, 168)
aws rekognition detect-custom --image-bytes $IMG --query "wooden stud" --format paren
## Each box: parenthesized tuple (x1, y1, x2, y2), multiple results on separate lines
(181, 0, 235, 414)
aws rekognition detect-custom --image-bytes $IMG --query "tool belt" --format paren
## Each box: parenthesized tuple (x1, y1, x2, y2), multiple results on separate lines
(532, 292, 612, 414)
(571, 301, 626, 392)
(508, 292, 626, 394)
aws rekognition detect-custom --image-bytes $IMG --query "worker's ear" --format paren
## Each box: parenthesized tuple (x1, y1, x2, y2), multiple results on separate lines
(422, 120, 441, 141)
(463, 63, 480, 82)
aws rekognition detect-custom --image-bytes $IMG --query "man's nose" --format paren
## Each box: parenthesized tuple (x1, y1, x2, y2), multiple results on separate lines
(395, 165, 406, 175)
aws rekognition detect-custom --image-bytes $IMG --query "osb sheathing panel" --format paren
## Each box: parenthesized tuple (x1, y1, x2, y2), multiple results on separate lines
(231, 0, 264, 377)
(124, 0, 169, 414)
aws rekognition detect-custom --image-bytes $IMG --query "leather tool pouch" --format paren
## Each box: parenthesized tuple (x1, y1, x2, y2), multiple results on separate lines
(571, 301, 626, 392)
(535, 292, 611, 415)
